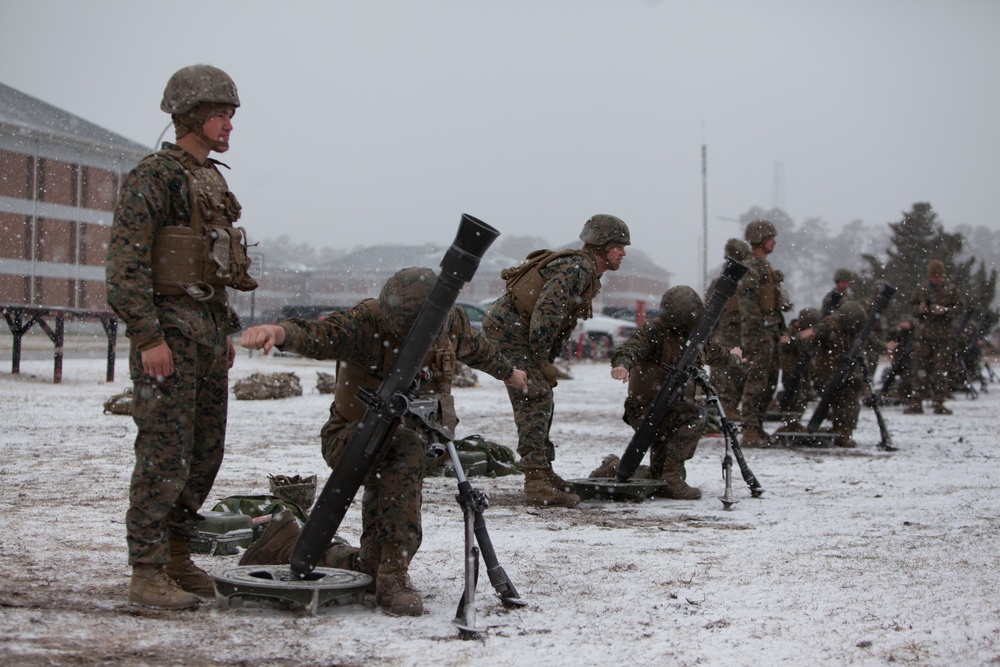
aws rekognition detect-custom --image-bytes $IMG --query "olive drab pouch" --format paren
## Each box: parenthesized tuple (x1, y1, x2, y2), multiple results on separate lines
(206, 225, 258, 292)
(211, 495, 309, 541)
(151, 226, 215, 299)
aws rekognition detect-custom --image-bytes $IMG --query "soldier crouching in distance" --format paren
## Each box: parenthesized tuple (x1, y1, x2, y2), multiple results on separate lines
(606, 286, 742, 499)
(795, 301, 868, 448)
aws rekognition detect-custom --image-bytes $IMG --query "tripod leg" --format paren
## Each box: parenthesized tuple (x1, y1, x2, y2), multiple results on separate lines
(860, 360, 897, 451)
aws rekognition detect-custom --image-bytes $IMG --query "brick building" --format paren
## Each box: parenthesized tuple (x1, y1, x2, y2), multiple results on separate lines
(0, 82, 148, 310)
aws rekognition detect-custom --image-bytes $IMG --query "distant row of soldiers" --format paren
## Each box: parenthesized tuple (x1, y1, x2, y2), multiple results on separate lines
(708, 221, 992, 451)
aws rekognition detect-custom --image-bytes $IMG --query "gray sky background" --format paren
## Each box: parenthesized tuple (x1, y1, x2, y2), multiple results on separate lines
(2, 0, 998, 287)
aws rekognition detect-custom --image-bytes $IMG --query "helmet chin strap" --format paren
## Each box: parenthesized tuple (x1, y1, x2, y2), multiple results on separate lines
(199, 129, 229, 152)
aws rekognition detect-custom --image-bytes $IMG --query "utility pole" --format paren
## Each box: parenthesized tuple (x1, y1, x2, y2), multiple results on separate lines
(772, 160, 785, 211)
(701, 141, 708, 292)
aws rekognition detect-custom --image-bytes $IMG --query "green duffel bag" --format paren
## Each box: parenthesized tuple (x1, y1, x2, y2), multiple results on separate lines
(453, 434, 520, 477)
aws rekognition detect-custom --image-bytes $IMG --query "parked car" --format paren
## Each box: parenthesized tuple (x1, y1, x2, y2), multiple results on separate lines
(565, 314, 637, 359)
(456, 302, 488, 331)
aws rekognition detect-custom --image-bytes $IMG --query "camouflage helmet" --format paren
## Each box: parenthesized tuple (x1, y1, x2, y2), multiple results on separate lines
(744, 219, 777, 246)
(834, 301, 866, 336)
(724, 237, 752, 262)
(161, 65, 240, 115)
(928, 259, 946, 278)
(658, 285, 704, 332)
(797, 307, 823, 330)
(580, 214, 631, 246)
(378, 267, 437, 341)
(833, 268, 856, 283)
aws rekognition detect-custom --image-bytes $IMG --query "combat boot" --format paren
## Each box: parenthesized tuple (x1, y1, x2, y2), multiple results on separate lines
(165, 539, 215, 598)
(545, 467, 577, 494)
(933, 401, 953, 415)
(589, 454, 621, 478)
(321, 536, 361, 571)
(903, 400, 924, 414)
(740, 424, 772, 448)
(239, 509, 300, 566)
(129, 563, 201, 609)
(656, 463, 702, 500)
(776, 419, 805, 434)
(375, 563, 423, 616)
(524, 469, 581, 508)
(833, 435, 858, 448)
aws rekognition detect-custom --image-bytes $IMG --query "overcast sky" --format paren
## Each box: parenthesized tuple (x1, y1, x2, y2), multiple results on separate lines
(2, 0, 998, 287)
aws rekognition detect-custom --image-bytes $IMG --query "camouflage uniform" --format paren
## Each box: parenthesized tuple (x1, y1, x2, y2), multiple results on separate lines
(737, 220, 789, 444)
(808, 302, 867, 447)
(708, 238, 751, 417)
(611, 286, 738, 497)
(908, 261, 964, 413)
(484, 251, 600, 468)
(484, 214, 629, 507)
(776, 307, 822, 424)
(275, 274, 514, 582)
(106, 65, 259, 609)
(821, 268, 857, 316)
(107, 144, 242, 567)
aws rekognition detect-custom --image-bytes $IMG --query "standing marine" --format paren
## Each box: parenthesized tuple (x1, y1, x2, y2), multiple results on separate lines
(821, 268, 857, 315)
(239, 267, 527, 616)
(483, 214, 630, 508)
(737, 219, 792, 447)
(708, 238, 752, 419)
(106, 64, 257, 609)
(905, 259, 964, 415)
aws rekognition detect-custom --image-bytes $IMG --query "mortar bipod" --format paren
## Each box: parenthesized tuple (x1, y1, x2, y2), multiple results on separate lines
(407, 399, 527, 639)
(694, 370, 765, 506)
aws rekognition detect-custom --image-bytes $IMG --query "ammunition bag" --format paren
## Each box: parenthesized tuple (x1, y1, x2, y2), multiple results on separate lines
(426, 434, 520, 478)
(103, 387, 133, 415)
(233, 372, 303, 400)
(456, 434, 519, 476)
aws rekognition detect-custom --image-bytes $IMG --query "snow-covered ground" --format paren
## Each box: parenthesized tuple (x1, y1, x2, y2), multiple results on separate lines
(1, 334, 999, 666)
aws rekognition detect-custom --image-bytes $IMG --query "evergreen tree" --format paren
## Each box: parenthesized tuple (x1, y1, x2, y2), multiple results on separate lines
(866, 202, 967, 326)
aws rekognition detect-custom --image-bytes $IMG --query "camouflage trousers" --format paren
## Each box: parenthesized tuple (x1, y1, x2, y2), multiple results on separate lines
(709, 363, 746, 418)
(126, 330, 229, 565)
(912, 335, 954, 402)
(501, 354, 559, 470)
(739, 329, 781, 428)
(321, 420, 426, 571)
(624, 399, 705, 479)
(777, 350, 812, 415)
(813, 373, 862, 437)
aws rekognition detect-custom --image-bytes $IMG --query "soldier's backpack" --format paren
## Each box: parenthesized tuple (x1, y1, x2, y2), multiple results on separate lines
(103, 387, 133, 415)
